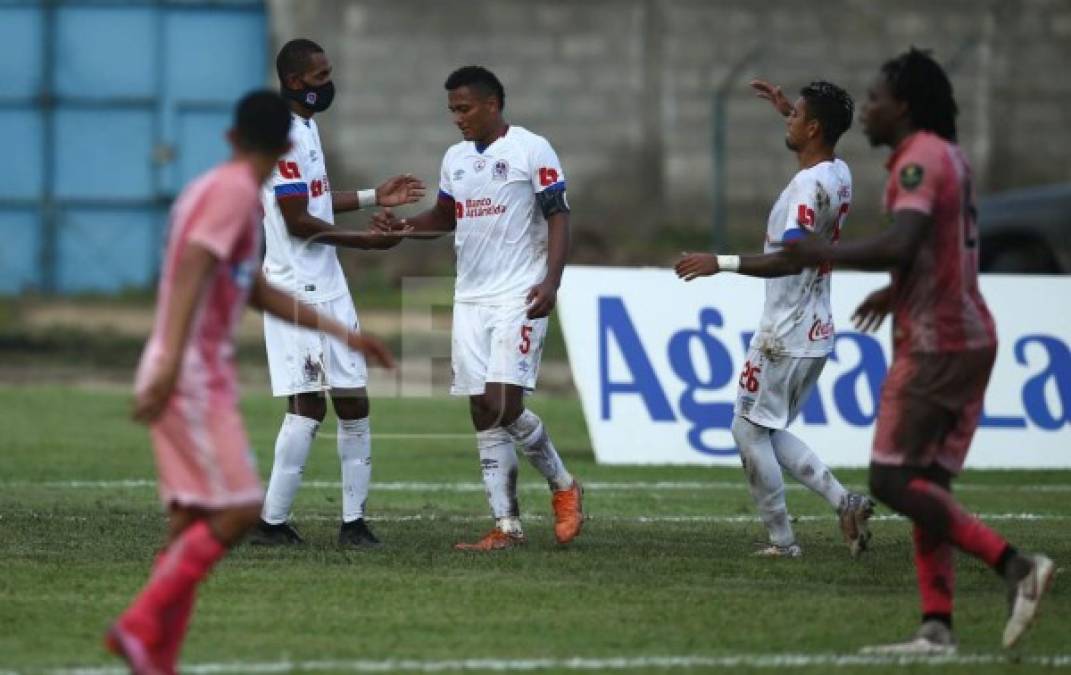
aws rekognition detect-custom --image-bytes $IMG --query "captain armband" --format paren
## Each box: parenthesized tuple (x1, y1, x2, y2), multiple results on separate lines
(536, 187, 571, 218)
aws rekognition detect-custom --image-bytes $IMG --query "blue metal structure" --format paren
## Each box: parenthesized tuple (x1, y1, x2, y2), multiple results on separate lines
(0, 0, 267, 295)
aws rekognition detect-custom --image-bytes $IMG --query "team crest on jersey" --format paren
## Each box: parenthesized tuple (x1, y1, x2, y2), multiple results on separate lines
(453, 168, 465, 181)
(900, 163, 924, 191)
(474, 158, 487, 172)
(493, 160, 509, 181)
(814, 183, 831, 212)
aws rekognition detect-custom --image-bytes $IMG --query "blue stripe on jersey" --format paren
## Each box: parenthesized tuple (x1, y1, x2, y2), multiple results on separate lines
(274, 182, 308, 197)
(438, 189, 454, 201)
(540, 181, 566, 193)
(781, 227, 806, 243)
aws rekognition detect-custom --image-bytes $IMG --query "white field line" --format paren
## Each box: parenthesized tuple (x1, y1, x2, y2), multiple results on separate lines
(7, 479, 1071, 494)
(8, 512, 1068, 525)
(31, 652, 1071, 674)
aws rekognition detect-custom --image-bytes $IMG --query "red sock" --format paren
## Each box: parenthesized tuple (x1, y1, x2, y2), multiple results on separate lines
(122, 521, 225, 646)
(914, 524, 954, 618)
(906, 478, 1007, 566)
(143, 552, 197, 667)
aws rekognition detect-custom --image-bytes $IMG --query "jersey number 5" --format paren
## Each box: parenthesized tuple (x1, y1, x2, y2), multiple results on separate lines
(519, 325, 533, 355)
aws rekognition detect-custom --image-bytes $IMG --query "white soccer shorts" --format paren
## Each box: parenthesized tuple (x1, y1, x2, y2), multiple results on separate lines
(450, 301, 548, 396)
(733, 348, 827, 429)
(263, 291, 368, 397)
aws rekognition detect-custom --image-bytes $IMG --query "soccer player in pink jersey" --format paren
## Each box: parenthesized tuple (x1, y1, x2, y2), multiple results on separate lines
(106, 91, 394, 675)
(785, 49, 1054, 653)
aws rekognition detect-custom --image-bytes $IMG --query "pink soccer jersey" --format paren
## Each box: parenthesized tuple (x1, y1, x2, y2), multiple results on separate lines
(883, 131, 997, 354)
(135, 160, 264, 508)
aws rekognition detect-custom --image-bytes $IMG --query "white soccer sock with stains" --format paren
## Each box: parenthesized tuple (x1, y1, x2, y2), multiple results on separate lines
(338, 417, 372, 523)
(504, 410, 574, 491)
(731, 416, 795, 547)
(477, 427, 522, 534)
(771, 429, 848, 510)
(262, 413, 319, 524)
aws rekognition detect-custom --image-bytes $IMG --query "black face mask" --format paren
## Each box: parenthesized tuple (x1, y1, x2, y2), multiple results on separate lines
(284, 79, 335, 113)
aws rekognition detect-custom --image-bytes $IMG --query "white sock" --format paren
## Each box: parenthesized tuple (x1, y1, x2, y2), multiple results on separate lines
(477, 427, 520, 523)
(731, 416, 795, 547)
(261, 413, 319, 524)
(338, 417, 372, 523)
(771, 429, 848, 510)
(504, 410, 573, 491)
(495, 517, 523, 535)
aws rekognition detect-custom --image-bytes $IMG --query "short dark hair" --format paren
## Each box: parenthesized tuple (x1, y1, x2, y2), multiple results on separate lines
(276, 38, 324, 84)
(444, 66, 505, 110)
(800, 80, 854, 146)
(233, 90, 291, 153)
(880, 48, 958, 141)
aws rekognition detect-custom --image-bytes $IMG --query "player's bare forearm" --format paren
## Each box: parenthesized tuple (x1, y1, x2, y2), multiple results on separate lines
(826, 211, 929, 270)
(159, 243, 217, 365)
(251, 273, 396, 368)
(331, 190, 361, 213)
(279, 195, 393, 248)
(251, 273, 346, 339)
(543, 214, 570, 287)
(784, 210, 929, 272)
(738, 251, 804, 278)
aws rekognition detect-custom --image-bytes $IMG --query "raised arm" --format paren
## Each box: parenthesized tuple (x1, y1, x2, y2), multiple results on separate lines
(750, 79, 794, 117)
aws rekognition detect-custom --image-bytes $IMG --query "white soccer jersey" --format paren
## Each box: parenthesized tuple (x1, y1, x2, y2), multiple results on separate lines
(438, 125, 566, 305)
(261, 113, 347, 303)
(751, 158, 852, 358)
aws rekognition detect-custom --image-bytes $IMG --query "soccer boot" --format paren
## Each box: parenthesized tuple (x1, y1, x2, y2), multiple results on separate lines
(338, 518, 382, 548)
(837, 493, 875, 557)
(860, 619, 957, 655)
(105, 619, 172, 675)
(551, 479, 584, 544)
(247, 519, 305, 546)
(753, 542, 802, 558)
(1003, 554, 1056, 648)
(454, 528, 528, 551)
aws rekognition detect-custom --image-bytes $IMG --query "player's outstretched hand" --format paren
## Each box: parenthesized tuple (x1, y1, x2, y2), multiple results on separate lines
(675, 252, 719, 281)
(749, 79, 793, 117)
(375, 174, 426, 207)
(852, 286, 894, 333)
(526, 281, 558, 319)
(346, 332, 396, 370)
(132, 367, 178, 424)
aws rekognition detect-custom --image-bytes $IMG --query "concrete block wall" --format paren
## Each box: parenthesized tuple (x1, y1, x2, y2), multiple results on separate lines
(269, 0, 1071, 267)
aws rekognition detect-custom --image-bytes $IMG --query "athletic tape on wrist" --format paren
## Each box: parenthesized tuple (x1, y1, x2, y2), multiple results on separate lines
(717, 255, 741, 272)
(357, 189, 377, 209)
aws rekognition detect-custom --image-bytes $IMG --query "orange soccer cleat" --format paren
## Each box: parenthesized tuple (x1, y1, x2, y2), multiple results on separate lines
(454, 528, 528, 551)
(551, 480, 584, 544)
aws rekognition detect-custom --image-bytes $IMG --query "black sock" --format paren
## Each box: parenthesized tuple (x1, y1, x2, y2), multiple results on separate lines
(922, 612, 952, 630)
(995, 544, 1022, 578)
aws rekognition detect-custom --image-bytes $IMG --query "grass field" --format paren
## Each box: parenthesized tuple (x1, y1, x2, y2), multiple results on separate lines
(0, 386, 1067, 674)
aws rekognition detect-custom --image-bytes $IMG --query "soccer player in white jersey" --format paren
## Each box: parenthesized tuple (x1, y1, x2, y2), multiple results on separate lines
(676, 80, 874, 558)
(372, 66, 583, 551)
(251, 39, 425, 547)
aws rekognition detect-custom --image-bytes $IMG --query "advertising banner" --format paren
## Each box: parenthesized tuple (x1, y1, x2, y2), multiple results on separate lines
(557, 266, 1070, 468)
